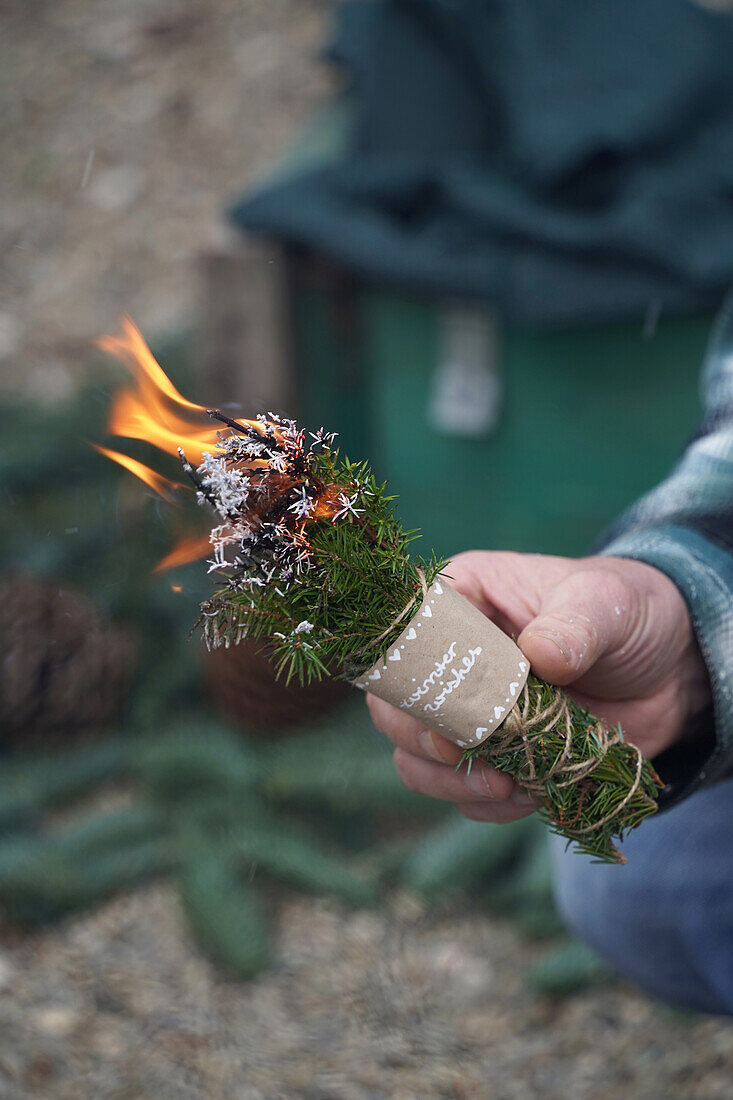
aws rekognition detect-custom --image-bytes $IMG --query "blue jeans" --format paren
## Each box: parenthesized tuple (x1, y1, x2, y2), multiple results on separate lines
(550, 776, 733, 1016)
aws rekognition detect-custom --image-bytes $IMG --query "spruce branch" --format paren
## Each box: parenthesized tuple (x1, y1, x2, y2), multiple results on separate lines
(190, 413, 661, 864)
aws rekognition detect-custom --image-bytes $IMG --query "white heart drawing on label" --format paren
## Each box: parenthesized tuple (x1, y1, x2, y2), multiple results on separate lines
(388, 649, 401, 662)
(434, 582, 443, 595)
(422, 605, 432, 618)
(406, 627, 417, 641)
(475, 727, 488, 738)
(519, 661, 527, 673)
(494, 705, 505, 720)
(509, 681, 519, 696)
(369, 669, 381, 681)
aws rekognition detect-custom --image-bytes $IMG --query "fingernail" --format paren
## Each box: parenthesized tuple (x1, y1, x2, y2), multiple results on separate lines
(511, 791, 540, 809)
(524, 629, 572, 664)
(465, 766, 499, 799)
(418, 729, 450, 763)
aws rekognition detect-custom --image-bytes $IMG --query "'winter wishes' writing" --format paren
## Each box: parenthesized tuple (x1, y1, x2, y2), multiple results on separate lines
(400, 643, 482, 714)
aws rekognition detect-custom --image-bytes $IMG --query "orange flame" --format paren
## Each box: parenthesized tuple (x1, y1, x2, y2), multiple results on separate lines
(153, 534, 213, 574)
(98, 316, 223, 466)
(95, 317, 234, 571)
(311, 483, 348, 520)
(96, 318, 347, 575)
(91, 443, 183, 504)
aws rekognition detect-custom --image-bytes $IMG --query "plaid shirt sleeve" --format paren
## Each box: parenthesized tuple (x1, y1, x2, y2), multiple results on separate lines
(595, 294, 733, 806)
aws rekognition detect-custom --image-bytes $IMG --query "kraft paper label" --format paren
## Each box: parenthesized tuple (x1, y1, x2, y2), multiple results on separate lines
(352, 580, 530, 747)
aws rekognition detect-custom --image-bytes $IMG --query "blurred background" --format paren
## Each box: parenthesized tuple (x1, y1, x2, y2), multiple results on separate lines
(2, 1, 733, 1097)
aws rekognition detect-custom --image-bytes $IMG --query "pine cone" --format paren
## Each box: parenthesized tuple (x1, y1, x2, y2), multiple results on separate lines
(0, 575, 137, 751)
(205, 640, 347, 737)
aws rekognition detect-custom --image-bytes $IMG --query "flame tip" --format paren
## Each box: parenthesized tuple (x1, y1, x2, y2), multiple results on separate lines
(98, 320, 221, 465)
(154, 533, 212, 573)
(91, 441, 183, 503)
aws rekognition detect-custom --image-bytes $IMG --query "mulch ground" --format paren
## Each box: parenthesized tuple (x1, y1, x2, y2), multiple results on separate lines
(0, 882, 731, 1099)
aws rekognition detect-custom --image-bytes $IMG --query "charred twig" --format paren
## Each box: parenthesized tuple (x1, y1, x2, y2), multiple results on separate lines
(206, 409, 263, 439)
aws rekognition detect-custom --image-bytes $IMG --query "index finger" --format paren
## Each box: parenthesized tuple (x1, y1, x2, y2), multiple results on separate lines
(366, 693, 464, 766)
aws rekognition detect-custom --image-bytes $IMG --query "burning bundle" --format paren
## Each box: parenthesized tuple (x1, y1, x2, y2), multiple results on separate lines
(98, 320, 661, 864)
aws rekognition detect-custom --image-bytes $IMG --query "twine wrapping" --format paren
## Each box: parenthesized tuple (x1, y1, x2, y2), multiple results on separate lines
(364, 567, 429, 656)
(495, 679, 646, 835)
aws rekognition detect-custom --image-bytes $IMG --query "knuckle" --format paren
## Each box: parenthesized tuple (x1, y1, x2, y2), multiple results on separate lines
(449, 550, 509, 588)
(571, 614, 600, 653)
(580, 565, 629, 610)
(447, 549, 483, 571)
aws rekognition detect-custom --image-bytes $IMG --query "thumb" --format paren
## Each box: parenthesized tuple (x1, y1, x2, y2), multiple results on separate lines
(517, 567, 631, 686)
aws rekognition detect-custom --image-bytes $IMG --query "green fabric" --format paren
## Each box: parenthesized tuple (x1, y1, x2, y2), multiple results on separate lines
(294, 282, 709, 559)
(232, 0, 733, 325)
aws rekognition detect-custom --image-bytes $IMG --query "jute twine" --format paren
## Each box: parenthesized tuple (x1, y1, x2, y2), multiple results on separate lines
(494, 679, 646, 835)
(349, 568, 429, 672)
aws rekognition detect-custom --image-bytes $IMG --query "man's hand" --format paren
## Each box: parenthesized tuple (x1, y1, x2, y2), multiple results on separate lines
(367, 551, 711, 823)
